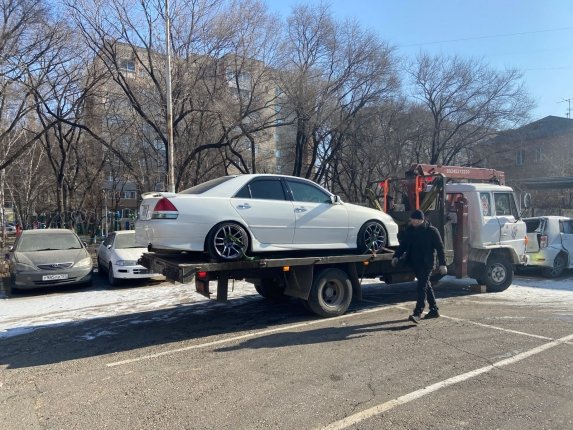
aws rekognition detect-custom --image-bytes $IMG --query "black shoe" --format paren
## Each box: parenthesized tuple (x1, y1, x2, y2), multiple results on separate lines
(408, 314, 421, 324)
(424, 308, 440, 319)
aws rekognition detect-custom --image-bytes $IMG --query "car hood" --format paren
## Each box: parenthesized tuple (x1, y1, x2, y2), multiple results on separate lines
(112, 248, 147, 261)
(15, 249, 90, 266)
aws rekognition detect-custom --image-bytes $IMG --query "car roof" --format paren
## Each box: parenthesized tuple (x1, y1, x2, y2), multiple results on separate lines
(20, 228, 77, 235)
(111, 230, 135, 235)
(524, 216, 571, 221)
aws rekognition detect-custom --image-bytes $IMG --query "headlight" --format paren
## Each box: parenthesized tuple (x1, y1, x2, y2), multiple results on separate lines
(116, 260, 138, 266)
(14, 262, 35, 272)
(75, 257, 93, 268)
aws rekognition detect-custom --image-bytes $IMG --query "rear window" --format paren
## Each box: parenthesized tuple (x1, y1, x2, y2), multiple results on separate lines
(525, 218, 544, 233)
(179, 176, 236, 194)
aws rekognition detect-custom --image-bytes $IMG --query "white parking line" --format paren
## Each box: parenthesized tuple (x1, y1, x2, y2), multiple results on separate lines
(319, 333, 573, 430)
(107, 305, 402, 367)
(395, 306, 553, 340)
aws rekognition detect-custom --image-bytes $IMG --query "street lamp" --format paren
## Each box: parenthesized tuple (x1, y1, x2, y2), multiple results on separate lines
(103, 189, 108, 237)
(165, 0, 175, 193)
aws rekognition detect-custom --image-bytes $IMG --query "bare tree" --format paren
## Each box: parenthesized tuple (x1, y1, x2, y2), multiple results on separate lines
(65, 0, 283, 192)
(276, 3, 399, 182)
(408, 53, 535, 165)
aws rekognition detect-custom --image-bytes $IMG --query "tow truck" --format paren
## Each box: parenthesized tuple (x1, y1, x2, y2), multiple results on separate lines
(139, 164, 528, 317)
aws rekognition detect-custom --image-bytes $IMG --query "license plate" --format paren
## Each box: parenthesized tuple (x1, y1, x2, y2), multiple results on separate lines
(42, 274, 68, 281)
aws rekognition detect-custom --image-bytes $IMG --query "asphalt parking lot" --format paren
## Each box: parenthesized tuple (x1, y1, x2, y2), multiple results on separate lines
(1, 276, 572, 430)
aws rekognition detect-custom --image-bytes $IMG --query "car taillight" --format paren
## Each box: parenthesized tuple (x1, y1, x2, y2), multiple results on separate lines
(151, 198, 179, 219)
(539, 234, 548, 249)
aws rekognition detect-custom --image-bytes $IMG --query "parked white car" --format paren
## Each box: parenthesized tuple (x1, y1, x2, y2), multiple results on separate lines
(524, 216, 573, 277)
(97, 230, 158, 286)
(135, 174, 399, 261)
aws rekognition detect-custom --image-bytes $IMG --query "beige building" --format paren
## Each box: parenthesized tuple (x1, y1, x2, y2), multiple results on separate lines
(481, 116, 573, 212)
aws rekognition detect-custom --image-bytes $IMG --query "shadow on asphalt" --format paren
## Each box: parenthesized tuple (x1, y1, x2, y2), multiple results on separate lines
(0, 280, 486, 369)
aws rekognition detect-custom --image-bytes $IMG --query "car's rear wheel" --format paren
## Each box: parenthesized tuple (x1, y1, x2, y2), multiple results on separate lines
(357, 221, 387, 254)
(543, 253, 567, 278)
(206, 222, 249, 262)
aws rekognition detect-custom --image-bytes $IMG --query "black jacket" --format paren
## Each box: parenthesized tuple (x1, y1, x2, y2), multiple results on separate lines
(393, 222, 446, 272)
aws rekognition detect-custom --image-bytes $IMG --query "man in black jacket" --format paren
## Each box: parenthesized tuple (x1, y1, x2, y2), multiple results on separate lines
(391, 209, 447, 323)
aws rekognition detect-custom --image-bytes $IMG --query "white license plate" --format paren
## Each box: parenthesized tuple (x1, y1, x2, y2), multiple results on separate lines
(42, 274, 69, 281)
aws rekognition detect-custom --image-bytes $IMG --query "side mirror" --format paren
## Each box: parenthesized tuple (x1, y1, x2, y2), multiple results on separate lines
(522, 192, 532, 209)
(331, 195, 341, 204)
(106, 244, 112, 249)
(83, 242, 89, 248)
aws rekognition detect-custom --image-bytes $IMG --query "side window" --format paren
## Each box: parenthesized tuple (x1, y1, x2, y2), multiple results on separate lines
(562, 220, 573, 234)
(103, 234, 114, 247)
(287, 180, 331, 203)
(236, 179, 286, 200)
(494, 193, 518, 217)
(479, 193, 491, 217)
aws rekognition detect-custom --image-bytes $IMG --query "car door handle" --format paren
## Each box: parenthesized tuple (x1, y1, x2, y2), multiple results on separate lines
(294, 207, 307, 213)
(237, 203, 251, 209)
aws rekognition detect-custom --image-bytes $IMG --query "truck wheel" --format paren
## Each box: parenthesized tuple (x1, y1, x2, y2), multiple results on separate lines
(254, 278, 288, 302)
(206, 222, 249, 262)
(308, 268, 353, 317)
(357, 221, 387, 254)
(542, 254, 566, 278)
(482, 255, 513, 292)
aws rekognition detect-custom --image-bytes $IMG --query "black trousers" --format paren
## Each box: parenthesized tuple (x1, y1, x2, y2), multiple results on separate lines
(413, 267, 437, 315)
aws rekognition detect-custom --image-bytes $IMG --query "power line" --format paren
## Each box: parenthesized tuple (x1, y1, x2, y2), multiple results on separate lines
(558, 98, 573, 118)
(399, 26, 573, 47)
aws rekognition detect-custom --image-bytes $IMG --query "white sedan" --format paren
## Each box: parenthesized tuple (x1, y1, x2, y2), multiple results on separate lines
(135, 174, 399, 261)
(97, 230, 158, 285)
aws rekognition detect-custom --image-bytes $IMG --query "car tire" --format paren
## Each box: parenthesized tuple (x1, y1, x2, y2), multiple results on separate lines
(357, 221, 387, 254)
(307, 268, 353, 317)
(98, 258, 106, 277)
(543, 253, 567, 278)
(206, 222, 249, 262)
(108, 263, 120, 287)
(254, 278, 288, 302)
(481, 255, 513, 292)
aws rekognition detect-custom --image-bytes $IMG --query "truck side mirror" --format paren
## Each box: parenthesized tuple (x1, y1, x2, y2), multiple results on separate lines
(522, 193, 532, 209)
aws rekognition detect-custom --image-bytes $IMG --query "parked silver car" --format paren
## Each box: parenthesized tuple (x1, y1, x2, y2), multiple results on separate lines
(524, 216, 573, 277)
(7, 229, 93, 291)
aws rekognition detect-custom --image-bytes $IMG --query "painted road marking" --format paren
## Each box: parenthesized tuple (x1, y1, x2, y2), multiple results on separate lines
(108, 299, 561, 367)
(319, 333, 573, 430)
(107, 304, 402, 367)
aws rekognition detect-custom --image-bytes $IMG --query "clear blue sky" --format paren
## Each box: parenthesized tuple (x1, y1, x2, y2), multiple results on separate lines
(266, 0, 573, 122)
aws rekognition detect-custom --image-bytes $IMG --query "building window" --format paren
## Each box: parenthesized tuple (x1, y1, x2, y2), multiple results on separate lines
(516, 149, 525, 166)
(120, 59, 135, 73)
(535, 147, 543, 163)
(120, 191, 137, 199)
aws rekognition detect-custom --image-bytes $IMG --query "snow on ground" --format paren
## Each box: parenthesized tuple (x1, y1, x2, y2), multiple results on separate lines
(0, 275, 571, 340)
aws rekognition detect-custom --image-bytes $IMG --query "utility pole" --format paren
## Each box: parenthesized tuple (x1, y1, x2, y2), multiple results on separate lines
(560, 98, 572, 118)
(165, 0, 175, 193)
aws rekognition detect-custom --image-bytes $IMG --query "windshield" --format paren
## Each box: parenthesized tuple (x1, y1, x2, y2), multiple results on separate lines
(114, 232, 141, 249)
(178, 176, 236, 194)
(16, 232, 83, 252)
